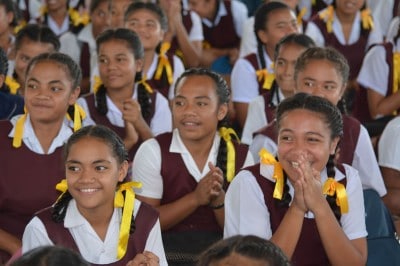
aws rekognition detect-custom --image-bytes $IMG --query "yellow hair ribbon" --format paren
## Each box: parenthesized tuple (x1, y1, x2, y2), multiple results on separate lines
(360, 8, 374, 30)
(297, 7, 307, 26)
(13, 20, 27, 34)
(256, 69, 275, 90)
(322, 177, 349, 214)
(5, 76, 21, 95)
(55, 179, 68, 203)
(40, 5, 48, 16)
(319, 5, 335, 33)
(393, 52, 400, 115)
(218, 127, 240, 182)
(93, 75, 103, 94)
(154, 42, 173, 85)
(138, 75, 154, 94)
(12, 113, 27, 148)
(259, 148, 284, 200)
(68, 8, 90, 27)
(312, 0, 316, 5)
(114, 181, 142, 259)
(65, 103, 87, 132)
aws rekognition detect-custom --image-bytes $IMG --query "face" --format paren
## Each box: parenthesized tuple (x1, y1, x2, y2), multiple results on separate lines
(335, 0, 364, 16)
(98, 39, 142, 91)
(210, 253, 268, 266)
(172, 75, 228, 143)
(0, 5, 13, 35)
(45, 0, 68, 12)
(277, 109, 339, 181)
(15, 38, 56, 85)
(66, 137, 128, 216)
(188, 0, 215, 20)
(91, 0, 111, 38)
(257, 9, 298, 53)
(274, 43, 307, 97)
(111, 0, 134, 28)
(295, 59, 345, 105)
(24, 60, 80, 124)
(124, 9, 164, 51)
(282, 0, 299, 10)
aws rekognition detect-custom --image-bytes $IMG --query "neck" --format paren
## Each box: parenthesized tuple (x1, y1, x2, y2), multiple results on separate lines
(335, 10, 357, 24)
(0, 33, 11, 52)
(181, 131, 216, 171)
(107, 85, 134, 110)
(49, 8, 68, 26)
(30, 118, 64, 154)
(143, 50, 157, 75)
(264, 45, 274, 65)
(77, 203, 114, 241)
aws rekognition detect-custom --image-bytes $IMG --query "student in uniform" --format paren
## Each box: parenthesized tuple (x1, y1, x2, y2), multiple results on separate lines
(132, 68, 254, 265)
(225, 93, 367, 265)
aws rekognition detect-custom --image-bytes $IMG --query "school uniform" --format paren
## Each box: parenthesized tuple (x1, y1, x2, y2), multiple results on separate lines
(22, 199, 168, 266)
(378, 116, 400, 172)
(0, 91, 24, 120)
(0, 115, 73, 263)
(224, 162, 367, 264)
(387, 17, 400, 42)
(249, 115, 387, 196)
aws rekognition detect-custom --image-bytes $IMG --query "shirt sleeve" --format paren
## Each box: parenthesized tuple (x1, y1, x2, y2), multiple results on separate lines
(144, 219, 168, 266)
(231, 58, 260, 103)
(132, 139, 164, 199)
(22, 217, 54, 253)
(249, 134, 277, 163)
(231, 0, 248, 37)
(188, 11, 204, 41)
(239, 17, 256, 57)
(305, 21, 326, 47)
(150, 93, 172, 136)
(169, 56, 186, 100)
(241, 95, 267, 145)
(378, 117, 400, 171)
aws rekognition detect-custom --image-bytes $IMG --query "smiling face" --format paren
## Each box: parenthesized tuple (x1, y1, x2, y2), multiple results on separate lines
(277, 109, 339, 181)
(24, 60, 79, 124)
(98, 39, 142, 91)
(65, 137, 128, 216)
(111, 0, 134, 28)
(335, 0, 364, 17)
(91, 0, 111, 38)
(172, 75, 228, 144)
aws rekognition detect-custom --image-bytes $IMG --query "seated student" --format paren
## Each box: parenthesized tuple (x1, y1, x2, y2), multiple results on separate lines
(251, 47, 387, 197)
(124, 1, 185, 101)
(241, 33, 315, 146)
(197, 235, 291, 266)
(22, 125, 167, 265)
(132, 68, 254, 265)
(6, 24, 60, 95)
(225, 93, 368, 265)
(0, 0, 18, 57)
(77, 28, 172, 161)
(231, 1, 298, 130)
(110, 0, 133, 28)
(0, 52, 81, 264)
(187, 0, 248, 76)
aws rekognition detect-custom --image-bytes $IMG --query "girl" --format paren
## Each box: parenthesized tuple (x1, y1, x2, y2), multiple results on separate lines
(0, 0, 17, 57)
(22, 125, 167, 265)
(77, 28, 172, 161)
(241, 33, 315, 146)
(124, 1, 185, 101)
(132, 68, 254, 265)
(0, 52, 81, 264)
(231, 1, 298, 129)
(225, 93, 367, 265)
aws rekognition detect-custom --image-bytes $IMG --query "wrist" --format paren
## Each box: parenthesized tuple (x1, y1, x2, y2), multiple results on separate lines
(209, 201, 224, 209)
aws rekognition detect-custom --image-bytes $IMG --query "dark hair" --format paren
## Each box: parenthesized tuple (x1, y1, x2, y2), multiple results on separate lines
(0, 0, 18, 27)
(124, 2, 168, 31)
(95, 28, 153, 119)
(15, 24, 60, 51)
(0, 47, 9, 92)
(10, 246, 89, 266)
(197, 235, 291, 266)
(90, 0, 111, 13)
(276, 92, 343, 221)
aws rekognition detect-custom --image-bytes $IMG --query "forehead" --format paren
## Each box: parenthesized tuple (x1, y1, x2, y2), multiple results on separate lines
(127, 8, 159, 20)
(279, 109, 330, 133)
(298, 59, 343, 82)
(17, 38, 55, 53)
(98, 39, 131, 53)
(176, 75, 217, 97)
(276, 43, 308, 59)
(27, 60, 70, 78)
(266, 8, 296, 25)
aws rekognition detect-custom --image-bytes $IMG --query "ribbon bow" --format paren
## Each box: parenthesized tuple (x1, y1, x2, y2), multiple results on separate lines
(322, 178, 349, 214)
(138, 75, 153, 94)
(93, 76, 103, 94)
(69, 8, 90, 27)
(55, 179, 68, 203)
(12, 112, 27, 148)
(66, 103, 87, 132)
(259, 148, 284, 200)
(114, 181, 142, 259)
(5, 76, 21, 95)
(360, 8, 374, 30)
(297, 7, 307, 27)
(155, 42, 173, 85)
(319, 5, 335, 33)
(393, 52, 400, 94)
(219, 127, 240, 182)
(256, 69, 275, 90)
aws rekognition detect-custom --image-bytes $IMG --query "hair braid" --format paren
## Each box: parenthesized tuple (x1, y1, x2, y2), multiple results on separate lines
(135, 72, 152, 120)
(95, 85, 108, 115)
(51, 191, 73, 223)
(325, 154, 342, 223)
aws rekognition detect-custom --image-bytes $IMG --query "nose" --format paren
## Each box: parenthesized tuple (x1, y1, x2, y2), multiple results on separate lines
(79, 167, 95, 183)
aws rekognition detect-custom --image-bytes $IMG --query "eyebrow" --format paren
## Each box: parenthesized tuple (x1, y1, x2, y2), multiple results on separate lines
(27, 77, 64, 85)
(66, 159, 112, 164)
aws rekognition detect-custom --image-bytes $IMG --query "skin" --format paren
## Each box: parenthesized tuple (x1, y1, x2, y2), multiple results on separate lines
(209, 252, 268, 266)
(334, 0, 365, 43)
(111, 0, 133, 28)
(136, 74, 228, 230)
(271, 109, 367, 265)
(91, 0, 112, 39)
(367, 89, 400, 119)
(45, 0, 69, 27)
(0, 5, 13, 55)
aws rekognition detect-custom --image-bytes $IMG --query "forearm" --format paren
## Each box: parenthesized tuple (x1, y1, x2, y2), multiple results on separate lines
(383, 188, 400, 216)
(371, 92, 400, 118)
(200, 48, 230, 68)
(174, 24, 202, 67)
(133, 118, 154, 141)
(0, 229, 21, 255)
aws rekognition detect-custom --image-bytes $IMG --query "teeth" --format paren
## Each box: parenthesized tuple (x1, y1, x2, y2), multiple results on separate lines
(291, 162, 299, 168)
(80, 188, 98, 193)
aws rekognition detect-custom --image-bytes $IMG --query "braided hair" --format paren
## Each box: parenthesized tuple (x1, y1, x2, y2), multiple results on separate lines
(96, 28, 152, 120)
(174, 68, 232, 182)
(53, 125, 136, 233)
(0, 47, 9, 92)
(275, 93, 344, 220)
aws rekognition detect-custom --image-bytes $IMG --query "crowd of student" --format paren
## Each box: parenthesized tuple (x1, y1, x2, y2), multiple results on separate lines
(0, 0, 399, 265)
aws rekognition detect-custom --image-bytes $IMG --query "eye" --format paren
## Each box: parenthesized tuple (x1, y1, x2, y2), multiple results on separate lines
(275, 59, 285, 67)
(51, 86, 63, 92)
(26, 83, 38, 90)
(197, 101, 207, 107)
(304, 81, 314, 88)
(95, 165, 107, 171)
(279, 135, 293, 142)
(99, 57, 108, 64)
(21, 55, 30, 63)
(67, 165, 80, 172)
(174, 100, 184, 107)
(324, 84, 337, 91)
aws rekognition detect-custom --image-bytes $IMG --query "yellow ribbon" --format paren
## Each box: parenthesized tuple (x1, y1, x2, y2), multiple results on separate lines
(5, 76, 21, 95)
(218, 127, 240, 182)
(322, 177, 349, 214)
(68, 8, 90, 27)
(114, 181, 142, 259)
(256, 69, 275, 90)
(154, 42, 173, 85)
(12, 113, 27, 148)
(297, 7, 307, 27)
(55, 179, 68, 203)
(93, 75, 103, 94)
(360, 8, 374, 30)
(312, 0, 316, 5)
(393, 52, 400, 115)
(138, 75, 153, 94)
(13, 20, 27, 34)
(319, 5, 335, 33)
(66, 103, 87, 132)
(259, 148, 284, 200)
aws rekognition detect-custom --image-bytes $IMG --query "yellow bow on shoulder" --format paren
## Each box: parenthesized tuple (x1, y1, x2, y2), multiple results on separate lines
(138, 74, 154, 94)
(219, 127, 240, 182)
(256, 69, 275, 90)
(66, 103, 87, 132)
(12, 112, 27, 148)
(322, 178, 349, 214)
(69, 8, 90, 27)
(297, 7, 307, 27)
(114, 181, 142, 260)
(360, 8, 374, 30)
(155, 42, 173, 85)
(259, 148, 284, 200)
(319, 5, 335, 33)
(55, 179, 69, 203)
(5, 76, 20, 95)
(393, 52, 400, 95)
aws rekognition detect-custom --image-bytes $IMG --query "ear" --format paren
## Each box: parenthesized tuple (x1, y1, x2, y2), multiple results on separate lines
(330, 136, 340, 155)
(118, 160, 129, 182)
(217, 103, 228, 121)
(135, 58, 144, 73)
(68, 87, 81, 105)
(6, 12, 13, 25)
(257, 29, 268, 44)
(0, 74, 5, 87)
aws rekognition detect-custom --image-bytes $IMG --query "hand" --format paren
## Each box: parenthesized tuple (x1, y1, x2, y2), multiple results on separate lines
(228, 48, 239, 65)
(122, 99, 143, 126)
(193, 162, 224, 206)
(124, 121, 139, 150)
(126, 251, 160, 266)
